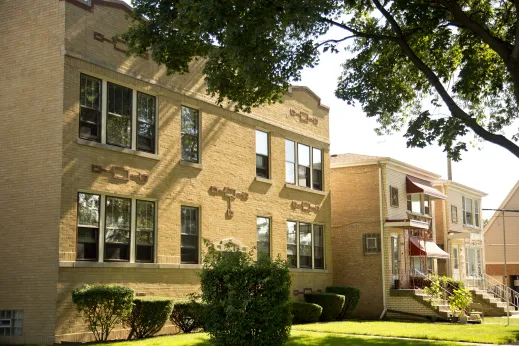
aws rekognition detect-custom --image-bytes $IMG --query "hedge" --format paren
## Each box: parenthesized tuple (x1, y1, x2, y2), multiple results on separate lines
(304, 293, 345, 322)
(199, 241, 292, 346)
(72, 285, 134, 342)
(291, 301, 322, 324)
(325, 286, 360, 319)
(170, 301, 204, 333)
(126, 296, 174, 339)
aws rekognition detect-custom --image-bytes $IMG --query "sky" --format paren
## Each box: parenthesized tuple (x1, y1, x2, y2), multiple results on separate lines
(121, 0, 518, 218)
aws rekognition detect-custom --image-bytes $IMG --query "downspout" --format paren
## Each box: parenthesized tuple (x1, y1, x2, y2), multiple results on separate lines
(378, 162, 387, 319)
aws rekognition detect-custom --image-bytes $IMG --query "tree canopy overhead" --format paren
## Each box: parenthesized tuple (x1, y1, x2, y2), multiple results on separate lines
(123, 0, 519, 160)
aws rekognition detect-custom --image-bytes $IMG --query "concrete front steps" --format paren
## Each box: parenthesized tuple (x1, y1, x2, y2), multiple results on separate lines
(413, 291, 452, 319)
(471, 289, 519, 317)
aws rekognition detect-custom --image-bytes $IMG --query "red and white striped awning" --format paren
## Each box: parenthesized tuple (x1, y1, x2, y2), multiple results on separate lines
(409, 236, 449, 259)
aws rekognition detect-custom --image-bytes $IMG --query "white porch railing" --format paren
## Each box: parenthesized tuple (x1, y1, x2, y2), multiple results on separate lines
(463, 274, 519, 309)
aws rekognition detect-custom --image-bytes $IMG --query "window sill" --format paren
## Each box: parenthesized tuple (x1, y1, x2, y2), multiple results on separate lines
(463, 225, 482, 232)
(289, 268, 329, 273)
(406, 211, 433, 219)
(284, 184, 326, 196)
(76, 138, 160, 160)
(179, 160, 203, 169)
(254, 176, 273, 184)
(59, 261, 203, 269)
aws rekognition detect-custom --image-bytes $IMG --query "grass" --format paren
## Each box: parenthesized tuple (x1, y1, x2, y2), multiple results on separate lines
(485, 316, 519, 326)
(293, 320, 519, 344)
(83, 331, 464, 346)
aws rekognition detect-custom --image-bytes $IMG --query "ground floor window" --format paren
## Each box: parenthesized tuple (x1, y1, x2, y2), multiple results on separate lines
(256, 217, 270, 259)
(76, 192, 156, 263)
(181, 206, 199, 264)
(0, 310, 23, 336)
(286, 221, 325, 269)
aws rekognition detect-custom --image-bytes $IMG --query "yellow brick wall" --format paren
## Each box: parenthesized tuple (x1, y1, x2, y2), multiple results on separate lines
(330, 164, 384, 318)
(0, 1, 65, 344)
(54, 1, 333, 341)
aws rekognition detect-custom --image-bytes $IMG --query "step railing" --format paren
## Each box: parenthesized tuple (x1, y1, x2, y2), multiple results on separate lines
(463, 274, 519, 309)
(412, 269, 453, 309)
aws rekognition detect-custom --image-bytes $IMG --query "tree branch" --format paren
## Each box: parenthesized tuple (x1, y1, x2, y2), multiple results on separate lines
(371, 0, 519, 159)
(512, 0, 519, 59)
(314, 35, 357, 50)
(320, 17, 398, 41)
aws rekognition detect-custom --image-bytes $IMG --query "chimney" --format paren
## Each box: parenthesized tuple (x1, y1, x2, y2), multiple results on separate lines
(447, 157, 452, 181)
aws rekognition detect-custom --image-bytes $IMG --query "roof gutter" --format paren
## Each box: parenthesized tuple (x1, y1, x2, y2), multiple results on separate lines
(378, 161, 387, 319)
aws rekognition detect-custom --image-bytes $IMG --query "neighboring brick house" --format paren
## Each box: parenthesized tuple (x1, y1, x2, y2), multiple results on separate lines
(484, 180, 519, 302)
(331, 154, 449, 319)
(433, 180, 487, 284)
(0, 0, 332, 343)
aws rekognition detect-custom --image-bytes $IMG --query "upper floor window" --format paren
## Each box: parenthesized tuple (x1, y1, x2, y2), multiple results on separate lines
(462, 196, 480, 227)
(363, 233, 381, 254)
(424, 195, 431, 215)
(285, 140, 323, 191)
(390, 186, 399, 207)
(287, 221, 325, 269)
(256, 217, 270, 258)
(181, 206, 199, 264)
(407, 194, 422, 214)
(181, 106, 200, 163)
(79, 74, 157, 154)
(76, 192, 156, 262)
(255, 130, 269, 178)
(451, 205, 458, 223)
(474, 200, 480, 227)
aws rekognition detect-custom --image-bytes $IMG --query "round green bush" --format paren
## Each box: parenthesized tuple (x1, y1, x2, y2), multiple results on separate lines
(304, 293, 345, 322)
(126, 296, 174, 339)
(170, 300, 205, 333)
(291, 301, 322, 324)
(325, 286, 360, 320)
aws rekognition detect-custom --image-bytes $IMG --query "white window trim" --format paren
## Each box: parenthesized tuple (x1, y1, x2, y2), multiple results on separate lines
(287, 221, 325, 270)
(462, 196, 478, 227)
(77, 190, 157, 264)
(256, 216, 272, 258)
(285, 139, 323, 191)
(255, 129, 271, 179)
(80, 73, 159, 155)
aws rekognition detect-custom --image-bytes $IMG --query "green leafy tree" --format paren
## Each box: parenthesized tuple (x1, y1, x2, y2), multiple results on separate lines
(124, 1, 519, 160)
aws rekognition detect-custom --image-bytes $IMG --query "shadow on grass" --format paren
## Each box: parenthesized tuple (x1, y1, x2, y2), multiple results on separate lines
(286, 334, 458, 346)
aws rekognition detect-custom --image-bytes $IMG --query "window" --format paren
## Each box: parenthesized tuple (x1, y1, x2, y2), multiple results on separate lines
(76, 193, 156, 263)
(78, 74, 157, 154)
(427, 257, 434, 274)
(287, 221, 297, 268)
(137, 92, 156, 153)
(314, 225, 324, 269)
(181, 106, 200, 163)
(77, 193, 100, 261)
(285, 140, 296, 184)
(181, 206, 199, 264)
(424, 195, 431, 215)
(106, 82, 132, 148)
(312, 148, 323, 190)
(104, 196, 131, 261)
(298, 144, 311, 188)
(363, 233, 381, 254)
(390, 186, 399, 207)
(451, 205, 458, 223)
(0, 310, 23, 336)
(286, 140, 323, 191)
(407, 194, 422, 214)
(79, 74, 102, 141)
(135, 200, 155, 262)
(475, 200, 480, 227)
(256, 217, 270, 258)
(463, 196, 473, 226)
(256, 130, 269, 178)
(286, 222, 325, 269)
(391, 236, 399, 275)
(453, 247, 459, 269)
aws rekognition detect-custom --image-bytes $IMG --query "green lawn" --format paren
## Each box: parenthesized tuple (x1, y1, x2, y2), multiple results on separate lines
(485, 316, 519, 326)
(293, 320, 519, 344)
(84, 331, 463, 346)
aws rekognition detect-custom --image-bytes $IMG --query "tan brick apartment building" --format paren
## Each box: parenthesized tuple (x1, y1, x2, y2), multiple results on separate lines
(0, 0, 332, 343)
(331, 154, 450, 319)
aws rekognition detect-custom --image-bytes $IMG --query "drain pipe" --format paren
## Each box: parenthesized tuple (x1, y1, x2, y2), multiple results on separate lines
(378, 161, 387, 319)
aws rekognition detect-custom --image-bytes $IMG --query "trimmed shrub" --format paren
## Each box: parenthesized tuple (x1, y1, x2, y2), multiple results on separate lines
(325, 286, 360, 319)
(304, 293, 345, 322)
(291, 301, 322, 324)
(72, 284, 134, 342)
(126, 296, 174, 339)
(199, 241, 292, 346)
(170, 300, 204, 333)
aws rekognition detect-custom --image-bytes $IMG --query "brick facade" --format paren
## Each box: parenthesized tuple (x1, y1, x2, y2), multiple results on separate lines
(1, 1, 332, 343)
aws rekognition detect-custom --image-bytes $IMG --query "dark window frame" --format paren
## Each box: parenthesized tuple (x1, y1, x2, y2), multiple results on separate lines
(76, 192, 100, 261)
(255, 130, 270, 179)
(390, 186, 399, 207)
(181, 206, 199, 264)
(363, 233, 381, 254)
(104, 195, 132, 262)
(79, 74, 102, 142)
(181, 106, 200, 163)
